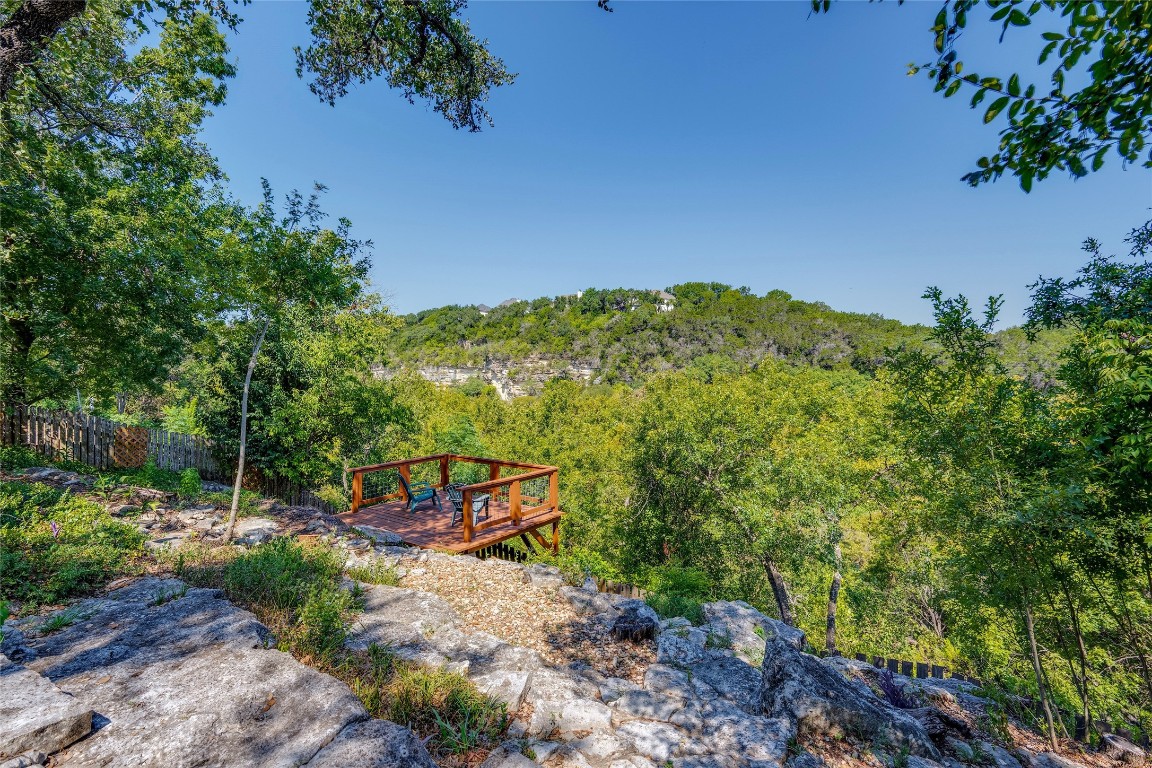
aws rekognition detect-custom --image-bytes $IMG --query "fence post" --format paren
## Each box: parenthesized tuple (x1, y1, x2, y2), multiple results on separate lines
(901, 660, 913, 677)
(439, 455, 449, 487)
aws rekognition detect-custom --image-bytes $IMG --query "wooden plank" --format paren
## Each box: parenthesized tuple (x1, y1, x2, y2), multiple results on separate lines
(887, 658, 899, 674)
(931, 665, 946, 679)
(510, 479, 521, 525)
(526, 525, 549, 550)
(519, 533, 538, 555)
(916, 662, 929, 678)
(901, 660, 913, 677)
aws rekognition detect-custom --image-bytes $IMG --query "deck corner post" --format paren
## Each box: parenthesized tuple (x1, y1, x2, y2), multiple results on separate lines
(549, 469, 559, 512)
(351, 470, 363, 514)
(439, 455, 449, 487)
(462, 488, 474, 543)
(510, 479, 522, 526)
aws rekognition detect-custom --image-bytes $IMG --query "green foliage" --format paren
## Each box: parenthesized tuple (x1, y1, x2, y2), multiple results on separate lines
(387, 284, 934, 383)
(38, 607, 84, 634)
(386, 664, 507, 750)
(0, 3, 237, 406)
(0, 444, 42, 470)
(346, 560, 401, 586)
(645, 566, 712, 623)
(178, 468, 203, 500)
(296, 0, 516, 131)
(0, 481, 145, 607)
(817, 1, 1152, 190)
(220, 537, 345, 611)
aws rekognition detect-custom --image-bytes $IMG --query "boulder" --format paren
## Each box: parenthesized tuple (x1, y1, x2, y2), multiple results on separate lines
(0, 654, 93, 759)
(1101, 734, 1146, 765)
(702, 601, 805, 662)
(24, 578, 375, 767)
(611, 602, 660, 642)
(522, 564, 566, 589)
(759, 635, 939, 758)
(352, 525, 404, 546)
(657, 625, 708, 667)
(303, 719, 436, 768)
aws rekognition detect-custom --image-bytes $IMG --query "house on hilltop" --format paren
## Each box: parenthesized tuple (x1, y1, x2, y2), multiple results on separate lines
(651, 290, 675, 312)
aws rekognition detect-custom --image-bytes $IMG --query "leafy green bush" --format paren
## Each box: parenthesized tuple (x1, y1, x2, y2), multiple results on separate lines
(644, 566, 713, 624)
(0, 445, 42, 470)
(0, 481, 145, 607)
(222, 537, 345, 611)
(292, 582, 356, 659)
(178, 468, 202, 500)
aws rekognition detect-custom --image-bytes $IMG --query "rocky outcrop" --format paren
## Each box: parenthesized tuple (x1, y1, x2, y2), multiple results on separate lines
(10, 578, 434, 768)
(0, 655, 93, 759)
(374, 357, 599, 401)
(760, 633, 940, 757)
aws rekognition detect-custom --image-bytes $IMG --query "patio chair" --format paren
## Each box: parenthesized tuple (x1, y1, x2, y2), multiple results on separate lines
(444, 482, 491, 527)
(398, 473, 441, 513)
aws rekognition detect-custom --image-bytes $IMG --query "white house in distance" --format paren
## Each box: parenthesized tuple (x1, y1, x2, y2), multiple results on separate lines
(651, 290, 675, 312)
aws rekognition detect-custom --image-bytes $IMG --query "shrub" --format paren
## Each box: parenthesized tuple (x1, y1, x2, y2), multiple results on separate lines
(347, 560, 401, 586)
(0, 445, 42, 470)
(222, 537, 345, 611)
(644, 565, 712, 623)
(0, 481, 145, 607)
(292, 582, 355, 661)
(177, 468, 202, 500)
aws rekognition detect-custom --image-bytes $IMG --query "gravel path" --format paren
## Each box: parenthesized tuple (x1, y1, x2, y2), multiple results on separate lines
(397, 554, 655, 682)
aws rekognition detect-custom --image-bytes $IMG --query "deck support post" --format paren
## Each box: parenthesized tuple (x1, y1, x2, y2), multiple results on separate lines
(351, 470, 363, 514)
(462, 488, 473, 543)
(439, 455, 449, 488)
(551, 519, 559, 554)
(510, 480, 521, 526)
(549, 470, 559, 513)
(519, 533, 538, 555)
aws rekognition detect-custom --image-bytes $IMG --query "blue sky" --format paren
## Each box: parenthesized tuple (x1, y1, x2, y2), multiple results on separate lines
(201, 1, 1151, 326)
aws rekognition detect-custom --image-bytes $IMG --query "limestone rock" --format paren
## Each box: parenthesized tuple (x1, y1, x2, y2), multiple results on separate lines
(616, 720, 685, 763)
(759, 635, 939, 758)
(522, 564, 566, 589)
(657, 625, 708, 667)
(0, 654, 93, 759)
(25, 578, 371, 767)
(1101, 734, 1146, 765)
(1027, 752, 1089, 768)
(303, 719, 436, 768)
(702, 601, 805, 662)
(976, 742, 1023, 768)
(690, 655, 762, 714)
(352, 524, 404, 546)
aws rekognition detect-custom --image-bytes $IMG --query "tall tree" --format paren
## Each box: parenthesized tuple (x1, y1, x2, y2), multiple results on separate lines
(0, 5, 235, 406)
(221, 182, 371, 542)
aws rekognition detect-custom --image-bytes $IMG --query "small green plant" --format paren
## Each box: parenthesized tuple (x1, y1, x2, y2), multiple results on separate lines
(178, 468, 202, 500)
(347, 560, 401, 586)
(892, 746, 911, 768)
(38, 607, 83, 634)
(706, 629, 734, 650)
(152, 584, 188, 606)
(0, 481, 145, 607)
(0, 600, 10, 643)
(754, 625, 766, 639)
(518, 741, 537, 760)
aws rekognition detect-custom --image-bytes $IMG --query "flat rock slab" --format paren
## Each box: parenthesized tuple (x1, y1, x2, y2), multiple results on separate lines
(304, 720, 436, 768)
(0, 654, 93, 759)
(24, 578, 374, 767)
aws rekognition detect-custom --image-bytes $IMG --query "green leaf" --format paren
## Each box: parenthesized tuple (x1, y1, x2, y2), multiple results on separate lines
(1008, 74, 1021, 97)
(985, 96, 1010, 123)
(1009, 9, 1032, 26)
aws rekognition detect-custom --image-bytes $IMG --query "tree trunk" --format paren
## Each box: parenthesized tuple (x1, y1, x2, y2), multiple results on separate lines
(765, 556, 795, 626)
(224, 317, 270, 543)
(1024, 597, 1059, 750)
(0, 0, 87, 99)
(825, 543, 842, 655)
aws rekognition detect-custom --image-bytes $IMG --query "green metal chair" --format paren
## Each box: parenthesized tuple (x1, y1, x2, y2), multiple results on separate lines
(444, 483, 490, 527)
(398, 473, 441, 513)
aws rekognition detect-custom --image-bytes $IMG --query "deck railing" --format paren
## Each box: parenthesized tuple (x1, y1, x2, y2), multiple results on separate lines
(349, 453, 560, 545)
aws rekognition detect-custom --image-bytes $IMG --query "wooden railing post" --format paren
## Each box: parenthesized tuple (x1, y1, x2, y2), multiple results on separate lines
(489, 462, 500, 482)
(351, 470, 363, 514)
(549, 469, 559, 512)
(462, 488, 474, 543)
(399, 463, 411, 487)
(510, 479, 521, 526)
(439, 455, 449, 487)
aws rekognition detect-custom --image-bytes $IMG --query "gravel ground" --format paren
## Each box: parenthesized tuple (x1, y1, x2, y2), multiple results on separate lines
(398, 554, 655, 682)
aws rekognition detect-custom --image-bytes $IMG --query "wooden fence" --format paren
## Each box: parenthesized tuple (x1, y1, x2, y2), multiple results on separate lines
(256, 473, 340, 516)
(1, 405, 223, 479)
(474, 541, 528, 563)
(851, 653, 981, 683)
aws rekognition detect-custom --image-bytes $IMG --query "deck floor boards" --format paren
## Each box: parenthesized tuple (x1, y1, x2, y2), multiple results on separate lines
(336, 495, 561, 554)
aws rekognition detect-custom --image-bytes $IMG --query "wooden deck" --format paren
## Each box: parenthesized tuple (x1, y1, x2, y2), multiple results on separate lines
(344, 454, 563, 555)
(337, 495, 561, 554)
